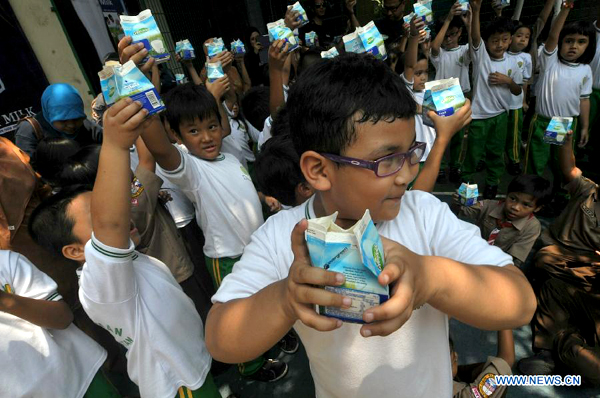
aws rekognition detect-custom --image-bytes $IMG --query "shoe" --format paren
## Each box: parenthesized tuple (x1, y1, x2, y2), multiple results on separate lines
(476, 160, 486, 172)
(249, 359, 289, 382)
(436, 169, 447, 184)
(518, 350, 555, 375)
(449, 167, 461, 183)
(278, 331, 299, 354)
(507, 162, 522, 176)
(483, 185, 498, 200)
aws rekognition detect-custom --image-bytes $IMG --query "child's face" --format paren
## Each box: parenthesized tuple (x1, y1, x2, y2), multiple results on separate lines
(485, 32, 512, 59)
(176, 115, 223, 160)
(510, 27, 530, 53)
(52, 117, 85, 135)
(503, 192, 540, 221)
(443, 27, 462, 49)
(320, 117, 419, 225)
(560, 33, 589, 63)
(413, 59, 429, 91)
(225, 92, 240, 118)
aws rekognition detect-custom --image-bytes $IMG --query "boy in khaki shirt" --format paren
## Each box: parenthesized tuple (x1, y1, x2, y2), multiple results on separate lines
(453, 174, 552, 268)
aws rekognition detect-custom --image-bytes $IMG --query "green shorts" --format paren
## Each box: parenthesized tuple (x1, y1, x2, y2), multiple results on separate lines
(506, 108, 523, 163)
(204, 255, 241, 290)
(174, 373, 220, 398)
(84, 370, 121, 398)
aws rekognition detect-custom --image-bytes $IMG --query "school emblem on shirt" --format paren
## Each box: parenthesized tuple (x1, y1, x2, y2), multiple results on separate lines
(478, 373, 498, 397)
(517, 61, 523, 68)
(2, 283, 12, 294)
(507, 69, 512, 77)
(459, 56, 464, 64)
(240, 166, 252, 182)
(130, 176, 144, 203)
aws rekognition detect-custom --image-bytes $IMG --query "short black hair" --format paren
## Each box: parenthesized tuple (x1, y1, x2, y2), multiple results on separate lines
(254, 133, 304, 207)
(506, 174, 552, 207)
(29, 185, 92, 256)
(58, 145, 101, 187)
(558, 20, 597, 64)
(240, 86, 270, 132)
(287, 53, 417, 156)
(163, 83, 220, 137)
(482, 17, 513, 42)
(33, 137, 81, 186)
(511, 21, 533, 53)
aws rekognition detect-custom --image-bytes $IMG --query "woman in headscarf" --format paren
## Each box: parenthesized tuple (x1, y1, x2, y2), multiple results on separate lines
(243, 26, 268, 87)
(15, 83, 103, 157)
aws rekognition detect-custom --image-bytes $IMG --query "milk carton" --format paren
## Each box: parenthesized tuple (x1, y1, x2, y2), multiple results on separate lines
(291, 1, 309, 27)
(422, 78, 466, 127)
(175, 74, 188, 85)
(321, 47, 340, 59)
(267, 19, 299, 51)
(305, 31, 318, 47)
(543, 117, 572, 145)
(458, 0, 470, 12)
(120, 10, 170, 64)
(305, 210, 389, 323)
(413, 0, 433, 25)
(206, 61, 225, 83)
(343, 29, 365, 54)
(493, 0, 510, 8)
(175, 39, 195, 60)
(403, 12, 415, 28)
(358, 21, 387, 61)
(98, 60, 165, 115)
(458, 183, 479, 206)
(207, 37, 226, 59)
(230, 39, 246, 56)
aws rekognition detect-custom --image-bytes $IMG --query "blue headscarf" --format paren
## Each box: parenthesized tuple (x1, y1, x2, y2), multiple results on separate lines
(41, 84, 86, 128)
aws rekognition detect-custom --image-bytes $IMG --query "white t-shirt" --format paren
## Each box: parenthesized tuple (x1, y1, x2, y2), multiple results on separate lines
(471, 44, 523, 119)
(507, 51, 533, 110)
(80, 235, 211, 398)
(400, 73, 437, 161)
(590, 21, 600, 90)
(221, 134, 247, 169)
(212, 191, 513, 398)
(158, 147, 263, 258)
(155, 169, 196, 229)
(0, 250, 106, 398)
(535, 46, 593, 118)
(258, 116, 273, 150)
(222, 103, 256, 165)
(430, 44, 472, 93)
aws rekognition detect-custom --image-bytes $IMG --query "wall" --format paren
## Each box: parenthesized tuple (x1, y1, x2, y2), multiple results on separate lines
(9, 0, 94, 115)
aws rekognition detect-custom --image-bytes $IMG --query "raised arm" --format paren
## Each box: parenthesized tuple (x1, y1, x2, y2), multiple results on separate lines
(135, 136, 155, 172)
(558, 132, 583, 183)
(93, 99, 147, 249)
(177, 55, 203, 85)
(404, 16, 425, 83)
(206, 76, 232, 138)
(268, 40, 291, 117)
(496, 330, 515, 367)
(431, 3, 463, 56)
(545, 1, 572, 53)
(140, 115, 182, 172)
(235, 54, 252, 93)
(470, 0, 482, 48)
(579, 98, 590, 148)
(346, 0, 361, 30)
(0, 289, 73, 329)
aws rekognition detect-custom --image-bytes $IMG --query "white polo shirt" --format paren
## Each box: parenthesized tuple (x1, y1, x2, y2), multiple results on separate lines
(212, 191, 513, 398)
(430, 44, 472, 93)
(507, 51, 533, 110)
(0, 250, 106, 398)
(158, 147, 263, 258)
(471, 44, 523, 119)
(535, 46, 593, 118)
(80, 235, 211, 398)
(590, 21, 600, 90)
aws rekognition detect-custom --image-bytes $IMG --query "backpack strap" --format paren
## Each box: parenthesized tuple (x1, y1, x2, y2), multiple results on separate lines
(20, 116, 43, 141)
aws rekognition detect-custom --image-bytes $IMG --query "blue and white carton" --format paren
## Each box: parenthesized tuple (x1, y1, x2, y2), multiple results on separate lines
(458, 183, 479, 207)
(358, 21, 387, 61)
(267, 19, 299, 51)
(98, 60, 165, 115)
(291, 1, 309, 27)
(544, 117, 572, 145)
(305, 31, 318, 47)
(458, 0, 470, 12)
(493, 0, 511, 8)
(422, 78, 466, 127)
(321, 47, 339, 59)
(120, 10, 170, 64)
(175, 39, 195, 60)
(207, 37, 226, 59)
(306, 210, 389, 323)
(230, 39, 246, 56)
(413, 0, 433, 25)
(206, 61, 225, 83)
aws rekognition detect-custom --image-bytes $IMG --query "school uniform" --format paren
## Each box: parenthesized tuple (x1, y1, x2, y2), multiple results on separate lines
(213, 191, 513, 398)
(588, 22, 600, 147)
(506, 51, 533, 164)
(0, 250, 111, 398)
(463, 44, 523, 186)
(430, 44, 472, 171)
(459, 199, 541, 266)
(400, 73, 437, 162)
(80, 235, 219, 398)
(453, 357, 512, 398)
(532, 176, 600, 385)
(524, 45, 593, 178)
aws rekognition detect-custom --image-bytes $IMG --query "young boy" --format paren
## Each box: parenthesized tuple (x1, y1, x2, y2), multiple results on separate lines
(453, 174, 552, 268)
(28, 99, 220, 398)
(462, 0, 523, 199)
(0, 250, 116, 397)
(430, 1, 472, 182)
(204, 53, 536, 398)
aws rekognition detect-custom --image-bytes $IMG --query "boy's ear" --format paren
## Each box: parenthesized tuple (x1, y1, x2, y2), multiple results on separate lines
(299, 151, 333, 192)
(167, 127, 183, 145)
(62, 243, 86, 263)
(533, 205, 543, 213)
(296, 181, 315, 201)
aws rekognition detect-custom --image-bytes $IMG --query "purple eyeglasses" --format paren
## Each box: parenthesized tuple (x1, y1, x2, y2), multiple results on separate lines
(320, 141, 426, 177)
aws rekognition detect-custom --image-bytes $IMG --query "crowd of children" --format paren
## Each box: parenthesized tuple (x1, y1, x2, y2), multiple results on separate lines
(2, 0, 599, 397)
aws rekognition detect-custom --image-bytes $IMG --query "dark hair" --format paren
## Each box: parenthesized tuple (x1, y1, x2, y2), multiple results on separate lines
(506, 174, 552, 207)
(59, 145, 101, 187)
(435, 15, 464, 35)
(482, 17, 513, 42)
(298, 48, 326, 76)
(558, 20, 597, 64)
(271, 106, 290, 138)
(287, 53, 417, 155)
(254, 133, 304, 206)
(510, 21, 533, 53)
(33, 137, 81, 185)
(240, 86, 270, 132)
(28, 185, 92, 256)
(163, 83, 221, 136)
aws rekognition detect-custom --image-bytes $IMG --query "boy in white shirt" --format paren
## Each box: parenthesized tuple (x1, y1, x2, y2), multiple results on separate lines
(0, 250, 114, 397)
(430, 1, 472, 182)
(28, 99, 220, 398)
(462, 0, 523, 200)
(204, 53, 536, 398)
(588, 11, 600, 152)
